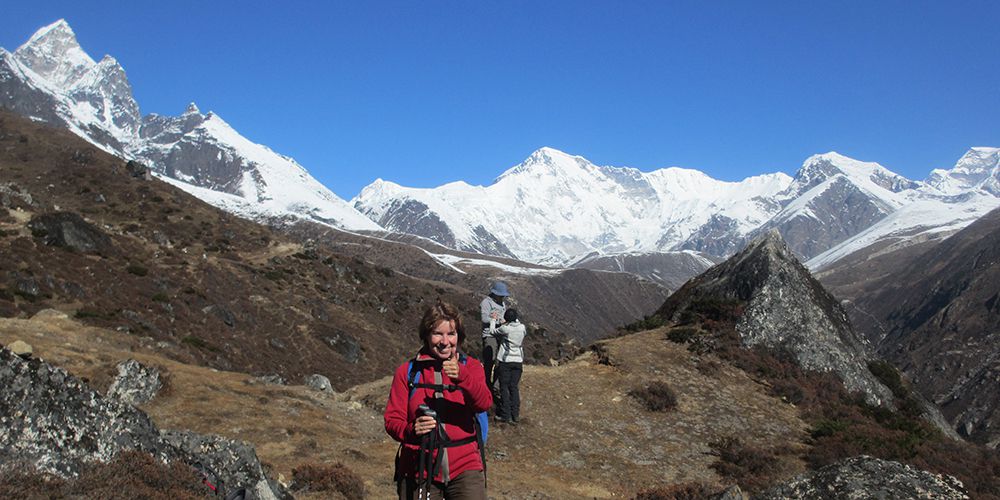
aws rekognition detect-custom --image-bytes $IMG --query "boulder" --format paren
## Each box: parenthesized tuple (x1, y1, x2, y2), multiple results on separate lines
(0, 348, 177, 477)
(304, 374, 332, 393)
(106, 359, 162, 406)
(7, 340, 32, 358)
(160, 430, 286, 500)
(0, 348, 286, 500)
(27, 212, 113, 254)
(758, 455, 968, 499)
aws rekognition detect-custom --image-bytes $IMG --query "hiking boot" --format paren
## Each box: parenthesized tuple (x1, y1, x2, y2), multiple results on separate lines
(494, 415, 509, 423)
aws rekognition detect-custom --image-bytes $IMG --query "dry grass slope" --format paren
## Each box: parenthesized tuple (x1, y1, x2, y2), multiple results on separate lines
(2, 312, 810, 499)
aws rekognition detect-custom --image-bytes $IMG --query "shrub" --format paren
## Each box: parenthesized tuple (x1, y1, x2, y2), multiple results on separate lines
(635, 483, 719, 500)
(630, 381, 678, 412)
(292, 462, 365, 498)
(75, 307, 113, 320)
(126, 264, 148, 276)
(0, 451, 204, 499)
(709, 437, 782, 493)
(666, 326, 699, 344)
(181, 335, 217, 352)
(623, 314, 665, 332)
(151, 292, 169, 302)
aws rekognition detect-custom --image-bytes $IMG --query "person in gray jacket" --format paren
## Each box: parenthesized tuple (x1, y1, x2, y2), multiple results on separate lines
(480, 281, 508, 393)
(493, 308, 526, 424)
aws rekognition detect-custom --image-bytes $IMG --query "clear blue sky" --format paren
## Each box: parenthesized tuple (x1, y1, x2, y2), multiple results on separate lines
(4, 1, 998, 198)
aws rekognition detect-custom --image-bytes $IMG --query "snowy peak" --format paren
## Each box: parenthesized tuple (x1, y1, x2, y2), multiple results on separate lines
(14, 19, 96, 89)
(495, 146, 598, 182)
(927, 147, 1000, 196)
(790, 152, 918, 197)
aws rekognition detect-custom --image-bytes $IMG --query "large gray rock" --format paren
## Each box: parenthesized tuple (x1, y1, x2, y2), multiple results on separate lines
(160, 430, 284, 500)
(0, 347, 177, 477)
(658, 230, 894, 405)
(0, 347, 286, 499)
(27, 212, 113, 254)
(304, 373, 332, 393)
(757, 455, 968, 499)
(106, 359, 162, 406)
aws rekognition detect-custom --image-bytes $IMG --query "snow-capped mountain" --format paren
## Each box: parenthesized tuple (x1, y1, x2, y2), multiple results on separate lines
(354, 147, 791, 265)
(0, 20, 378, 231)
(751, 152, 921, 259)
(357, 147, 1000, 268)
(926, 147, 1000, 196)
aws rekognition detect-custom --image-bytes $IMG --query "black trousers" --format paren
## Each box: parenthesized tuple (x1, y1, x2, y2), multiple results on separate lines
(481, 336, 498, 388)
(496, 362, 522, 421)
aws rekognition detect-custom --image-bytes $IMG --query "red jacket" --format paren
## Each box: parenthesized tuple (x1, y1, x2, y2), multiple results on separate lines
(384, 349, 493, 483)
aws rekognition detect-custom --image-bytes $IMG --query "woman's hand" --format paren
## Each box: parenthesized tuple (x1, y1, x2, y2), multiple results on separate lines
(443, 352, 460, 380)
(413, 415, 437, 436)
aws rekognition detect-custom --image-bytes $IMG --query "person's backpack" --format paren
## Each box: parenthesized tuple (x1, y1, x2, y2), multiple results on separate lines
(405, 354, 488, 476)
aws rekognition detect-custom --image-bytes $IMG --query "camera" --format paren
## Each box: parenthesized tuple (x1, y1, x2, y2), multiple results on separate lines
(417, 404, 437, 419)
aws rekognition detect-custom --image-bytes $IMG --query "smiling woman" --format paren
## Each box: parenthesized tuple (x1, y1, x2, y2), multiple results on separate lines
(384, 300, 493, 500)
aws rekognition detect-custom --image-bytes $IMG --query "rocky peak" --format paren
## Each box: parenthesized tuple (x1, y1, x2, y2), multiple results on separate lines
(785, 152, 918, 199)
(927, 147, 1000, 196)
(13, 19, 96, 89)
(658, 230, 894, 404)
(759, 455, 968, 499)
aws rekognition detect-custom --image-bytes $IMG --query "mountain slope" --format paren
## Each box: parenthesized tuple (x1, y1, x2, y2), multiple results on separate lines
(844, 205, 1000, 448)
(0, 20, 378, 233)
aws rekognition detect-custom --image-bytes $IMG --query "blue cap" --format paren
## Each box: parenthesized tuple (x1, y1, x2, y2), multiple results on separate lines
(490, 281, 509, 297)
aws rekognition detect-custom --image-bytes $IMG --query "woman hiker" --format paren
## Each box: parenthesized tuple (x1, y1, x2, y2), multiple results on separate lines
(384, 300, 493, 499)
(492, 308, 526, 424)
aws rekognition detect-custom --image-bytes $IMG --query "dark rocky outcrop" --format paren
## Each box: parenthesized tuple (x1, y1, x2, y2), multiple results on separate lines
(0, 348, 285, 499)
(658, 230, 893, 405)
(27, 212, 113, 254)
(106, 359, 162, 406)
(758, 455, 968, 499)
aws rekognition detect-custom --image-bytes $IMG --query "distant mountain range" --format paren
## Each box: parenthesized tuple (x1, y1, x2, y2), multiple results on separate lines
(355, 147, 1000, 270)
(3, 20, 998, 281)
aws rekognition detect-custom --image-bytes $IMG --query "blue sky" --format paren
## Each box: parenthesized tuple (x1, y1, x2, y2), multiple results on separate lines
(4, 1, 998, 198)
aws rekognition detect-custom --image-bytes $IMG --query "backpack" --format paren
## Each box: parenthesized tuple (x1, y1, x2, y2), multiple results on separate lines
(405, 354, 488, 479)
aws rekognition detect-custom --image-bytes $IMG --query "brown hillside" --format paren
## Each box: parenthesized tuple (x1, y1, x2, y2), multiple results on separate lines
(1, 311, 810, 499)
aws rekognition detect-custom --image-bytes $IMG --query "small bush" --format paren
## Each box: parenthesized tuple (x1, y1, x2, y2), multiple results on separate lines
(623, 314, 665, 332)
(292, 462, 365, 498)
(709, 437, 782, 493)
(630, 381, 678, 412)
(126, 264, 148, 276)
(181, 335, 217, 352)
(75, 307, 113, 320)
(151, 292, 169, 303)
(635, 483, 719, 500)
(666, 326, 699, 344)
(868, 359, 908, 400)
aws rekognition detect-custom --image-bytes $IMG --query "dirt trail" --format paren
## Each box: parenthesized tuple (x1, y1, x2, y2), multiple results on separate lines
(1, 314, 808, 498)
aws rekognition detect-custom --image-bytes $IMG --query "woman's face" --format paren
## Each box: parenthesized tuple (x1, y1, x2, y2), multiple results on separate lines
(427, 319, 458, 360)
